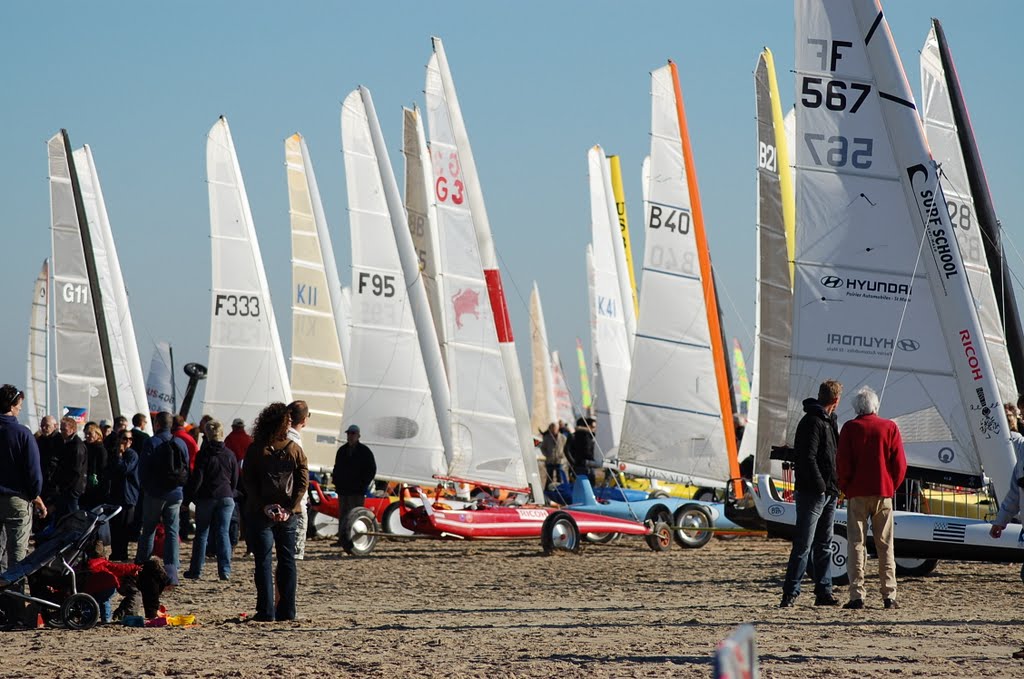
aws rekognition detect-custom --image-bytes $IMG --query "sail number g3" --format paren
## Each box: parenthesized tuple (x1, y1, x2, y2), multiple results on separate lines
(357, 272, 395, 298)
(648, 204, 690, 235)
(215, 294, 261, 317)
(62, 283, 88, 304)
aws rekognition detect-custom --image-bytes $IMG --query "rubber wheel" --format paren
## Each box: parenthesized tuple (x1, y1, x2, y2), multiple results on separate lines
(645, 506, 672, 527)
(650, 490, 670, 499)
(341, 507, 379, 556)
(308, 507, 339, 539)
(829, 525, 850, 586)
(380, 501, 414, 536)
(541, 511, 581, 555)
(583, 532, 619, 544)
(673, 504, 713, 549)
(895, 557, 939, 577)
(61, 593, 100, 630)
(645, 520, 672, 552)
(0, 602, 15, 631)
(694, 488, 717, 503)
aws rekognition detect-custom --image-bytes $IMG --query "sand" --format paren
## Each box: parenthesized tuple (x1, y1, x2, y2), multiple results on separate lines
(2, 533, 1022, 678)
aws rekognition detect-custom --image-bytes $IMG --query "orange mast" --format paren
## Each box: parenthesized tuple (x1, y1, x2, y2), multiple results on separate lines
(668, 60, 741, 495)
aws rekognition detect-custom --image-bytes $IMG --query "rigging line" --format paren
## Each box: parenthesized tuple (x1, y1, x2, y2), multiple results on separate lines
(716, 277, 754, 347)
(879, 218, 929, 411)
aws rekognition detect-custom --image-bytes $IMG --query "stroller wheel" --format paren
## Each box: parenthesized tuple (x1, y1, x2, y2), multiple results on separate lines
(0, 603, 15, 631)
(61, 593, 100, 630)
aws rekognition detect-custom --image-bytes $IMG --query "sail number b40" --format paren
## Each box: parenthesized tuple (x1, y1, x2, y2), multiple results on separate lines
(648, 204, 691, 235)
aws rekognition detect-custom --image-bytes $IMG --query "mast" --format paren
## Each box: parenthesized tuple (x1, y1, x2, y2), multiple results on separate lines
(169, 344, 176, 413)
(931, 18, 1024, 395)
(64, 130, 119, 418)
(669, 61, 740, 486)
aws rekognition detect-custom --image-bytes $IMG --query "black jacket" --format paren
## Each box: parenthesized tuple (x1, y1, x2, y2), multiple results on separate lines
(186, 441, 239, 501)
(793, 398, 840, 495)
(566, 428, 596, 473)
(36, 432, 64, 499)
(332, 442, 376, 495)
(57, 435, 88, 497)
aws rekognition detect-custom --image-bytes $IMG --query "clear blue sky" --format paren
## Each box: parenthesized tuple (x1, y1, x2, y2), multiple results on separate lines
(3, 1, 1021, 415)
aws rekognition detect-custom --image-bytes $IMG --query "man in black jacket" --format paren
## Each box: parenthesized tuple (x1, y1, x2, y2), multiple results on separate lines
(55, 416, 88, 521)
(780, 379, 843, 608)
(332, 425, 376, 545)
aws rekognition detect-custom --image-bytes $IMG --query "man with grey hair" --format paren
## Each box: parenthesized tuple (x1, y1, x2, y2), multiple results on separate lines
(836, 385, 906, 610)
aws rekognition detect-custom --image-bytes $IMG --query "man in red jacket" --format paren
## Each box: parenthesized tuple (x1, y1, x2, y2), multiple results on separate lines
(836, 385, 907, 610)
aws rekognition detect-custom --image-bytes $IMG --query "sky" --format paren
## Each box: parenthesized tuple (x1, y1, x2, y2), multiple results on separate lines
(3, 1, 1022, 420)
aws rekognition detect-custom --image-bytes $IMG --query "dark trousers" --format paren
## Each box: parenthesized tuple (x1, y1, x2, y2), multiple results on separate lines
(783, 491, 838, 598)
(248, 513, 298, 621)
(109, 505, 136, 561)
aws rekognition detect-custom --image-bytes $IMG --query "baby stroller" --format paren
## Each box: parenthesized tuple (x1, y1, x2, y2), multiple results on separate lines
(0, 504, 121, 630)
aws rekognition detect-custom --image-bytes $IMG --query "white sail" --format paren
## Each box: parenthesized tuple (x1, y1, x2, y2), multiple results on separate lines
(792, 0, 1015, 500)
(589, 146, 632, 453)
(145, 341, 175, 414)
(340, 87, 448, 486)
(204, 117, 292, 426)
(49, 131, 114, 423)
(426, 38, 540, 496)
(529, 282, 556, 434)
(616, 63, 734, 487)
(921, 25, 1016, 404)
(286, 133, 348, 471)
(742, 49, 795, 474)
(402, 106, 447, 353)
(26, 259, 50, 432)
(74, 145, 150, 425)
(551, 350, 575, 427)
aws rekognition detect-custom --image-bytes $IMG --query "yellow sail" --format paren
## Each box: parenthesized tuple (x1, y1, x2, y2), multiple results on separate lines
(763, 49, 795, 288)
(607, 155, 640, 316)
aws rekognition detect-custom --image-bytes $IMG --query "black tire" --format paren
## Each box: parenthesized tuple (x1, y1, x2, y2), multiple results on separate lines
(340, 507, 379, 556)
(541, 511, 581, 555)
(645, 521, 673, 552)
(0, 602, 15, 631)
(673, 504, 714, 549)
(829, 525, 850, 586)
(307, 507, 339, 539)
(694, 487, 718, 503)
(645, 506, 672, 528)
(380, 501, 414, 536)
(583, 532, 619, 544)
(650, 489, 670, 499)
(61, 593, 100, 630)
(895, 557, 939, 577)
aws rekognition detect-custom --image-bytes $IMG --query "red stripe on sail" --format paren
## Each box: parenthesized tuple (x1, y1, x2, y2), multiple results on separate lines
(484, 269, 514, 343)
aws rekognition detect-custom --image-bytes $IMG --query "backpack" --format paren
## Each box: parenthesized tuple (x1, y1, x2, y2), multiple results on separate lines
(259, 442, 296, 503)
(153, 437, 188, 490)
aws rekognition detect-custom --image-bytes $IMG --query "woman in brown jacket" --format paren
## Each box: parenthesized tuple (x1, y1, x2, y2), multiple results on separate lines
(242, 402, 309, 622)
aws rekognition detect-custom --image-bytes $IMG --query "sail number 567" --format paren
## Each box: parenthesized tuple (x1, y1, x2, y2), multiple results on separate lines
(801, 77, 870, 113)
(804, 133, 873, 169)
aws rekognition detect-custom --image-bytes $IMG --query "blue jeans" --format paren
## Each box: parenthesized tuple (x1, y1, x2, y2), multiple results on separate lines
(94, 587, 116, 623)
(135, 496, 182, 585)
(783, 491, 837, 598)
(190, 497, 234, 578)
(248, 513, 298, 621)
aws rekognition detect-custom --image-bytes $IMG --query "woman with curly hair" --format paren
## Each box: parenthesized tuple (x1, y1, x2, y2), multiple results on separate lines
(242, 402, 309, 622)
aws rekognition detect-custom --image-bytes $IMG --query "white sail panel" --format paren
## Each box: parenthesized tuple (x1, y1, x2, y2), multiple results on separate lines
(146, 341, 175, 414)
(426, 44, 534, 492)
(49, 132, 114, 423)
(340, 89, 446, 486)
(204, 117, 291, 427)
(921, 26, 1016, 404)
(26, 259, 49, 431)
(589, 146, 632, 454)
(616, 65, 731, 485)
(287, 134, 347, 471)
(529, 283, 556, 434)
(792, 0, 1015, 497)
(402, 106, 447, 353)
(551, 350, 575, 427)
(74, 146, 149, 424)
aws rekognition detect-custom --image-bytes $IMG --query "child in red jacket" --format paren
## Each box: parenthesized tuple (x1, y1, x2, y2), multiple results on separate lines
(81, 541, 142, 623)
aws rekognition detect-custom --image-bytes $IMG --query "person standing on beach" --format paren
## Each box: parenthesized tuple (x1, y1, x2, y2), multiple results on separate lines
(836, 386, 906, 610)
(332, 424, 375, 545)
(0, 385, 45, 571)
(285, 401, 310, 560)
(780, 379, 842, 608)
(242, 402, 308, 621)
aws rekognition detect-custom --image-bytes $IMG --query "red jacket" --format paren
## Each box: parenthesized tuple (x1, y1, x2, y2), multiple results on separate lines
(836, 413, 907, 498)
(174, 429, 200, 470)
(83, 557, 141, 594)
(225, 429, 254, 465)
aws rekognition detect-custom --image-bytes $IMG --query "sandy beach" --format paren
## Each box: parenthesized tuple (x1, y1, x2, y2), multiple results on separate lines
(3, 532, 1022, 678)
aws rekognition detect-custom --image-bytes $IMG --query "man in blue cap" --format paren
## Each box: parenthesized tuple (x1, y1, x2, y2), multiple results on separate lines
(331, 424, 376, 547)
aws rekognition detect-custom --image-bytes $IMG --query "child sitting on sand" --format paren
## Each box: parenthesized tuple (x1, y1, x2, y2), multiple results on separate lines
(81, 541, 142, 623)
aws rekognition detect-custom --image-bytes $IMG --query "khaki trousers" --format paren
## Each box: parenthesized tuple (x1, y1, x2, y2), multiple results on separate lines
(846, 495, 896, 601)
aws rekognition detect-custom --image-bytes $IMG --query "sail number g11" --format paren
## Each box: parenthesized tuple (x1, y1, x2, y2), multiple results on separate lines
(215, 294, 260, 317)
